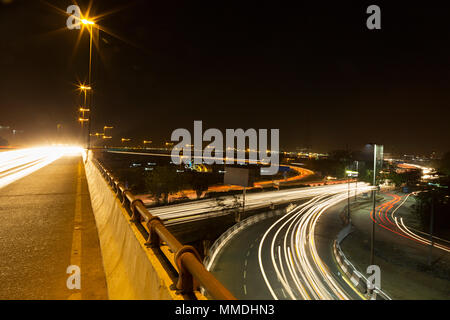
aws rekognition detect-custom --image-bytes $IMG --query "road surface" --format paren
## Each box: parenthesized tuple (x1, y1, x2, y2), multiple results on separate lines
(210, 184, 374, 299)
(341, 192, 450, 299)
(0, 148, 107, 299)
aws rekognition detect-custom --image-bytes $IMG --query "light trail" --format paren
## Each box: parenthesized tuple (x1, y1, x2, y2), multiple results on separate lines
(0, 146, 84, 189)
(258, 183, 375, 300)
(369, 193, 450, 253)
(151, 183, 370, 225)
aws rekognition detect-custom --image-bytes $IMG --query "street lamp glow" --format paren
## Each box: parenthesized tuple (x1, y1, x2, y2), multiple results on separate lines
(78, 118, 89, 122)
(121, 138, 131, 142)
(81, 18, 95, 26)
(79, 108, 90, 112)
(79, 85, 92, 91)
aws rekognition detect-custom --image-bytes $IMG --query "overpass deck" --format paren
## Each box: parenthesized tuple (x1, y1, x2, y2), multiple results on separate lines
(0, 156, 107, 299)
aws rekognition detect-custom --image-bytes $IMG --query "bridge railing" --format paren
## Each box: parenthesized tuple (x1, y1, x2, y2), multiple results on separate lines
(90, 156, 236, 300)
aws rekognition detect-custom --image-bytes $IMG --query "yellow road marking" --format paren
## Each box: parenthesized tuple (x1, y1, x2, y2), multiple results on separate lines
(68, 160, 83, 300)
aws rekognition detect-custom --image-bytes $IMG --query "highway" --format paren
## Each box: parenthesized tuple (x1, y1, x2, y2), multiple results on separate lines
(149, 183, 368, 225)
(0, 147, 107, 299)
(0, 147, 82, 190)
(209, 183, 374, 300)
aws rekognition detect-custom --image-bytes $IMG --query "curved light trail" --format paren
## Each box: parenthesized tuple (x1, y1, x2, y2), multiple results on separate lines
(258, 183, 374, 300)
(370, 193, 450, 253)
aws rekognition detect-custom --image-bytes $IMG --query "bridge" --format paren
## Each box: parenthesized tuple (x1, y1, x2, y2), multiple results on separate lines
(0, 147, 403, 301)
(0, 147, 234, 300)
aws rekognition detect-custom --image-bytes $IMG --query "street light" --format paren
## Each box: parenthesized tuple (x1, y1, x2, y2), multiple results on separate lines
(369, 144, 383, 265)
(81, 19, 95, 26)
(79, 85, 91, 91)
(77, 16, 97, 150)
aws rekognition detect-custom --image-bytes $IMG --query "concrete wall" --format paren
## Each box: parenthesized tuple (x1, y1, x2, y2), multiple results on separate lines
(84, 158, 184, 300)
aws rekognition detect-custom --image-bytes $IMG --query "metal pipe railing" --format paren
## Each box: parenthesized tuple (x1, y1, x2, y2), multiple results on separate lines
(90, 155, 236, 300)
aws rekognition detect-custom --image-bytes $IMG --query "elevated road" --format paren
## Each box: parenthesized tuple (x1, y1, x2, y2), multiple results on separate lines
(0, 148, 107, 299)
(149, 183, 366, 225)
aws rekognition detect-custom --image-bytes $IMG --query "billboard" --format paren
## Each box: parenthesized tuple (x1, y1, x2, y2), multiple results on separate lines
(224, 167, 253, 187)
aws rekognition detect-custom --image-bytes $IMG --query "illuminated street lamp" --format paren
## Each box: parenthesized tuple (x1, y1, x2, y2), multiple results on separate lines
(79, 85, 91, 91)
(81, 19, 95, 26)
(76, 16, 97, 150)
(78, 118, 89, 123)
(78, 84, 92, 112)
(79, 108, 90, 112)
(103, 126, 113, 138)
(121, 138, 131, 142)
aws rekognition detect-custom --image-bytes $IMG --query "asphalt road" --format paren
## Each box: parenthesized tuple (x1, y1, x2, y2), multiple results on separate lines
(343, 192, 450, 299)
(0, 155, 107, 299)
(210, 217, 277, 299)
(210, 189, 372, 300)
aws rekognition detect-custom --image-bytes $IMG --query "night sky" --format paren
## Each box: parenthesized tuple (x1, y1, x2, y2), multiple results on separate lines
(1, 0, 450, 154)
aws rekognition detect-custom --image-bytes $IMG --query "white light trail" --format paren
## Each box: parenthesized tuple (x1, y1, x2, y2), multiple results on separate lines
(0, 146, 84, 189)
(258, 183, 374, 300)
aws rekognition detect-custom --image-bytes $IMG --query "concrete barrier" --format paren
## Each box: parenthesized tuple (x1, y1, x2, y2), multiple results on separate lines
(333, 241, 367, 294)
(332, 225, 391, 300)
(84, 158, 194, 300)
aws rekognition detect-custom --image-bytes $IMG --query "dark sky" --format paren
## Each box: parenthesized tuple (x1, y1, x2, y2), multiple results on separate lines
(1, 0, 450, 154)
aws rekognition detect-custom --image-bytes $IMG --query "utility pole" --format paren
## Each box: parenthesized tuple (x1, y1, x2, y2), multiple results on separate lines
(370, 144, 377, 266)
(355, 161, 359, 201)
(347, 171, 351, 224)
(241, 187, 246, 223)
(428, 194, 435, 267)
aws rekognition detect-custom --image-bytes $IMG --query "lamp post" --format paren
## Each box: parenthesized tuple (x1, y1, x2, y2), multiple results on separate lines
(143, 140, 152, 149)
(354, 161, 359, 201)
(370, 144, 378, 265)
(121, 138, 131, 148)
(81, 18, 95, 151)
(345, 169, 358, 224)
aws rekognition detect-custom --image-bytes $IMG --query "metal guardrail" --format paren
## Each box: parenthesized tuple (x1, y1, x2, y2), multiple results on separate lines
(90, 156, 236, 300)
